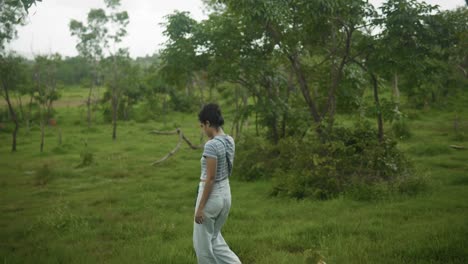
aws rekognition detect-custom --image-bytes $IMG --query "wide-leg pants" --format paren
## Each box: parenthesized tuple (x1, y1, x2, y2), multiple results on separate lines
(193, 179, 242, 264)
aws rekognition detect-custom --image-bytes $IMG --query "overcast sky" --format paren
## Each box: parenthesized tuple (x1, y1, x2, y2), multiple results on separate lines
(7, 0, 465, 59)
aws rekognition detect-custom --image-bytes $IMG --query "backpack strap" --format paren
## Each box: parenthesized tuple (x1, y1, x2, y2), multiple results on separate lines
(213, 137, 233, 177)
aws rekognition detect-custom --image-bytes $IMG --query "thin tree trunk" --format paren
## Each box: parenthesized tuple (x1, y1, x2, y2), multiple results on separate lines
(26, 94, 33, 132)
(323, 26, 352, 129)
(282, 70, 294, 138)
(87, 85, 93, 127)
(111, 55, 118, 141)
(253, 95, 259, 136)
(16, 94, 24, 121)
(238, 92, 249, 137)
(162, 94, 167, 126)
(112, 91, 118, 140)
(288, 54, 321, 123)
(231, 86, 240, 138)
(40, 118, 45, 152)
(371, 73, 384, 143)
(392, 73, 400, 112)
(266, 23, 321, 125)
(2, 83, 19, 152)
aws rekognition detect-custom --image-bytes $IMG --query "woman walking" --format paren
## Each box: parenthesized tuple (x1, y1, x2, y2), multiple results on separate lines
(193, 103, 242, 264)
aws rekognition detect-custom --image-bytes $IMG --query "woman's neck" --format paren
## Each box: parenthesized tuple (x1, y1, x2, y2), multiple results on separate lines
(211, 128, 225, 138)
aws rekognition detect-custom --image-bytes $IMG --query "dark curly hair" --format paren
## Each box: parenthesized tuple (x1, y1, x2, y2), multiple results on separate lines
(198, 103, 225, 129)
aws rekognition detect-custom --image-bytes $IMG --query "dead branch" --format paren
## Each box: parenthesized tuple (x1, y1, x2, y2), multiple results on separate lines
(449, 145, 466, 150)
(150, 128, 204, 165)
(151, 129, 183, 166)
(149, 130, 179, 135)
(182, 133, 203, 149)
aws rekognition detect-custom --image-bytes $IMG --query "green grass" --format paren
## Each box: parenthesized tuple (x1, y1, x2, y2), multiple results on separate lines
(1, 87, 467, 263)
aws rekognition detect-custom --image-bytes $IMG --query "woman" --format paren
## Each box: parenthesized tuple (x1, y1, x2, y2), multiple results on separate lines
(193, 103, 242, 264)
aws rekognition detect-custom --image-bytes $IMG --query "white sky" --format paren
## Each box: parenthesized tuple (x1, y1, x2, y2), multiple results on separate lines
(7, 0, 466, 59)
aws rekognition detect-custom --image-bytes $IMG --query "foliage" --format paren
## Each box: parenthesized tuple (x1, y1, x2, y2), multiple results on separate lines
(231, 133, 278, 181)
(235, 120, 416, 200)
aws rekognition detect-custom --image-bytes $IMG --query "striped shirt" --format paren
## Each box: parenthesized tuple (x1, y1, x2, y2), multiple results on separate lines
(200, 134, 235, 182)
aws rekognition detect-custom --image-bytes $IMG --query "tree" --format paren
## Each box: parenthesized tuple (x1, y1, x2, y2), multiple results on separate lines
(0, 0, 44, 151)
(376, 0, 439, 110)
(70, 8, 107, 127)
(102, 0, 129, 140)
(101, 51, 142, 122)
(33, 54, 61, 152)
(0, 53, 28, 151)
(75, 0, 129, 140)
(203, 0, 373, 137)
(159, 10, 210, 112)
(0, 0, 43, 52)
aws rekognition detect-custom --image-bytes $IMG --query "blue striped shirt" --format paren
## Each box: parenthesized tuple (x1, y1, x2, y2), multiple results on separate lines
(200, 135, 235, 182)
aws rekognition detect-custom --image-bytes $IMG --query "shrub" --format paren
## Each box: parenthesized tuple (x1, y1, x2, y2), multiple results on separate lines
(395, 174, 431, 196)
(76, 144, 94, 168)
(133, 101, 156, 122)
(270, 120, 416, 200)
(168, 90, 199, 113)
(232, 133, 278, 181)
(34, 164, 53, 186)
(392, 118, 412, 140)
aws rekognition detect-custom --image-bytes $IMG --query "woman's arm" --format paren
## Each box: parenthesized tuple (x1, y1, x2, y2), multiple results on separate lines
(195, 157, 217, 224)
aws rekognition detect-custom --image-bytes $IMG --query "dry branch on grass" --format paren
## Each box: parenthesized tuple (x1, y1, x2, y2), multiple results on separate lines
(150, 128, 204, 165)
(449, 145, 466, 150)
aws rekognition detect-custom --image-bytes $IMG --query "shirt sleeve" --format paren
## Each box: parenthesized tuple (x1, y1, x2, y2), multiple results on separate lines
(202, 141, 218, 159)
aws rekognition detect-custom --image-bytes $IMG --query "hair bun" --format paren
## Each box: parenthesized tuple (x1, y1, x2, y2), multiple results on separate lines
(218, 115, 224, 126)
(216, 109, 224, 126)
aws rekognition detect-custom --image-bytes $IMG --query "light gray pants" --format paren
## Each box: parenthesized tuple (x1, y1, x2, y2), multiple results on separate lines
(193, 179, 242, 264)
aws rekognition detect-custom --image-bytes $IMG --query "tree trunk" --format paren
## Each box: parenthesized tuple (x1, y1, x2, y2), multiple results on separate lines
(266, 23, 321, 125)
(371, 73, 384, 143)
(253, 95, 259, 136)
(26, 94, 33, 132)
(288, 54, 321, 123)
(87, 85, 93, 128)
(231, 86, 240, 138)
(112, 90, 118, 140)
(392, 73, 400, 112)
(282, 70, 294, 138)
(162, 94, 167, 126)
(110, 55, 119, 141)
(16, 94, 24, 121)
(239, 92, 249, 136)
(40, 118, 45, 153)
(123, 98, 129, 120)
(2, 83, 19, 152)
(323, 27, 352, 130)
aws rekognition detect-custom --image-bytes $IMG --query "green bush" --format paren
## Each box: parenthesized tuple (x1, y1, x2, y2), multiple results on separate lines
(76, 145, 94, 168)
(232, 133, 278, 181)
(392, 118, 412, 140)
(168, 90, 199, 113)
(271, 120, 415, 200)
(236, 120, 424, 200)
(133, 101, 156, 122)
(395, 174, 431, 196)
(34, 164, 53, 186)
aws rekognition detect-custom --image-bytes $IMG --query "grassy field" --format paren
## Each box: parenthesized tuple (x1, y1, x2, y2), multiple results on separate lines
(1, 86, 467, 263)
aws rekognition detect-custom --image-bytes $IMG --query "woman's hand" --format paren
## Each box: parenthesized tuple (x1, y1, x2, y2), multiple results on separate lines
(195, 208, 205, 224)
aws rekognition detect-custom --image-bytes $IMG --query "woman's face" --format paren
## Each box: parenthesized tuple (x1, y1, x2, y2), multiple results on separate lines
(200, 121, 214, 138)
